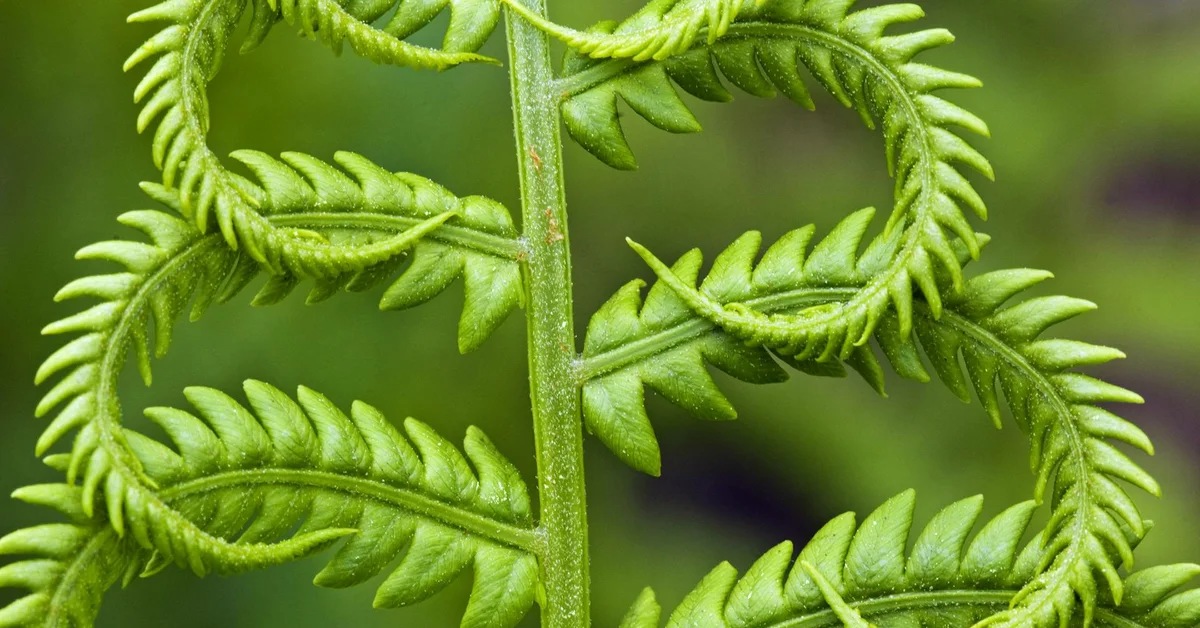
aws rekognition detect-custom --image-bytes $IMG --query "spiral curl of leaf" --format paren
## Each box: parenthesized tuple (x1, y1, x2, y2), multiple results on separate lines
(30, 162, 521, 597)
(557, 0, 991, 361)
(30, 208, 363, 580)
(124, 0, 496, 274)
(3, 0, 1190, 626)
(585, 218, 1159, 625)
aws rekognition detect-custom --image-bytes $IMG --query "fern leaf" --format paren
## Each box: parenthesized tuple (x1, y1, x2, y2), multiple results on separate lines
(33, 208, 361, 575)
(580, 213, 901, 475)
(119, 381, 539, 624)
(621, 588, 663, 628)
(505, 0, 758, 62)
(1118, 564, 1200, 627)
(124, 0, 492, 268)
(35, 209, 237, 479)
(382, 0, 502, 53)
(585, 227, 1156, 625)
(214, 150, 525, 352)
(623, 492, 1192, 627)
(0, 484, 138, 628)
(34, 181, 521, 593)
(138, 146, 525, 344)
(268, 0, 500, 63)
(928, 272, 1156, 626)
(3, 380, 539, 626)
(560, 0, 990, 360)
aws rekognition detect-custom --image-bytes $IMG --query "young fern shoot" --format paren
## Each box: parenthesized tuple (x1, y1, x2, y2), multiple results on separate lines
(1, 0, 1196, 627)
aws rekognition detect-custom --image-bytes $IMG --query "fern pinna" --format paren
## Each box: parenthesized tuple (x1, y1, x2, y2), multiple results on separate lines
(0, 0, 1193, 627)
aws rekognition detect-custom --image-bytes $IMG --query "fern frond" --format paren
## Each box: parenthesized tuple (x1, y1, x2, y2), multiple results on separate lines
(120, 381, 539, 624)
(560, 0, 990, 363)
(267, 0, 500, 63)
(35, 209, 237, 479)
(1116, 564, 1200, 627)
(382, 0, 503, 53)
(3, 381, 539, 626)
(622, 491, 1198, 627)
(0, 483, 138, 628)
(35, 181, 520, 587)
(505, 0, 759, 62)
(33, 208, 361, 576)
(932, 272, 1157, 626)
(216, 151, 525, 352)
(585, 226, 1157, 625)
(124, 0, 491, 267)
(242, 0, 502, 54)
(580, 211, 911, 475)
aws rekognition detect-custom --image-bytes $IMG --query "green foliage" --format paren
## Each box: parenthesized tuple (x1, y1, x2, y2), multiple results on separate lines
(127, 381, 540, 626)
(558, 0, 991, 361)
(504, 0, 760, 62)
(0, 484, 134, 628)
(210, 150, 525, 352)
(617, 491, 1200, 627)
(601, 224, 1160, 624)
(125, 0, 493, 268)
(265, 0, 498, 65)
(34, 177, 517, 537)
(0, 0, 1193, 627)
(2, 380, 539, 628)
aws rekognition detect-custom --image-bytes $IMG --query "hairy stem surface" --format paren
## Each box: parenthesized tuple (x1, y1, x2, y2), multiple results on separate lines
(506, 2, 590, 625)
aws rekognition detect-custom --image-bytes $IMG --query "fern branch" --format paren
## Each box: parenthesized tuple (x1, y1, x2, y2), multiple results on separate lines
(618, 492, 1200, 628)
(136, 147, 525, 339)
(503, 0, 759, 62)
(34, 209, 356, 577)
(379, 0, 503, 53)
(0, 483, 138, 628)
(109, 380, 539, 625)
(579, 211, 939, 474)
(34, 178, 520, 584)
(2, 380, 540, 627)
(931, 291, 1154, 626)
(267, 0, 500, 63)
(124, 0, 494, 271)
(190, 150, 526, 352)
(583, 223, 1158, 625)
(558, 0, 991, 367)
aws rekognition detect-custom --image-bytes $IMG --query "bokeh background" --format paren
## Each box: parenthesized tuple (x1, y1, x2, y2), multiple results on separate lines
(1, 1, 1198, 625)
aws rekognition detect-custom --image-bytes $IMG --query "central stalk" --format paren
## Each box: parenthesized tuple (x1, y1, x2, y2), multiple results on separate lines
(505, 2, 590, 626)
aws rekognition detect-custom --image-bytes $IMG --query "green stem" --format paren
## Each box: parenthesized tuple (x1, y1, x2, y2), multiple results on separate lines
(506, 2, 590, 626)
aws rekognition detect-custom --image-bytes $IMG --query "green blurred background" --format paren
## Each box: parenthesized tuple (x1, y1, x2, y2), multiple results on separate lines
(2, 1, 1199, 625)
